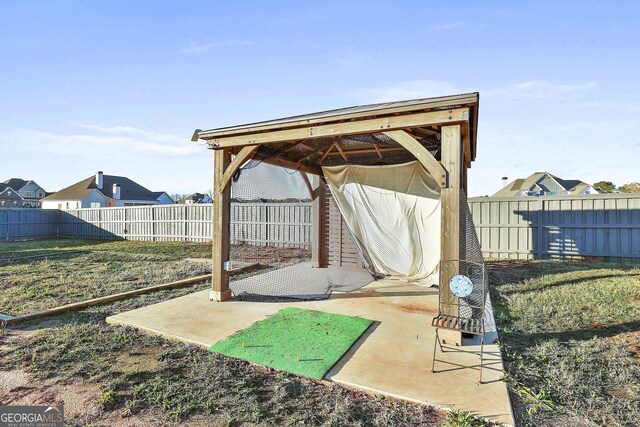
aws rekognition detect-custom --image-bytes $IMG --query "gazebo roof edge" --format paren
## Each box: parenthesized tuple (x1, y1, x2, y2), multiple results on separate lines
(195, 92, 479, 141)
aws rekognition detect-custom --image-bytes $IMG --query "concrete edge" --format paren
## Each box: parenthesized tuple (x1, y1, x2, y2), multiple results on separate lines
(332, 377, 515, 427)
(105, 315, 211, 349)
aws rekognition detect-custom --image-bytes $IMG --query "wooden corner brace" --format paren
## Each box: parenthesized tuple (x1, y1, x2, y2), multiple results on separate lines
(382, 130, 448, 188)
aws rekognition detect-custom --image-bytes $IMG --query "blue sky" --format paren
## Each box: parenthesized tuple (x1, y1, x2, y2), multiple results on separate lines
(1, 1, 639, 196)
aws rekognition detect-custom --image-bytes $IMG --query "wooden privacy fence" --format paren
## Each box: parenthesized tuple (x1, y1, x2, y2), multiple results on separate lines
(0, 209, 59, 240)
(0, 203, 313, 247)
(3, 195, 640, 261)
(468, 194, 640, 262)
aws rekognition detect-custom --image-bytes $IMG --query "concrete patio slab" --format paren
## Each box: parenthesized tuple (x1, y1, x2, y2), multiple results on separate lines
(107, 268, 514, 425)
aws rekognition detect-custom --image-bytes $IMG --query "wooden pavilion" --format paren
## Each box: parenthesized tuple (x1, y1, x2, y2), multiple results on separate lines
(192, 92, 480, 345)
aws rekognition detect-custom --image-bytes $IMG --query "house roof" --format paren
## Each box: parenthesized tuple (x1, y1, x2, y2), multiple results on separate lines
(493, 172, 593, 197)
(43, 175, 166, 202)
(0, 178, 38, 193)
(1, 178, 28, 191)
(177, 192, 208, 203)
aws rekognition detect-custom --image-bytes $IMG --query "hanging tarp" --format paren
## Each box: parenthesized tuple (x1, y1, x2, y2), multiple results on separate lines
(323, 161, 441, 284)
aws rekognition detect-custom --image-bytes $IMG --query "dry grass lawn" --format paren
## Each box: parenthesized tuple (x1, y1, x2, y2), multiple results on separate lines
(2, 240, 638, 426)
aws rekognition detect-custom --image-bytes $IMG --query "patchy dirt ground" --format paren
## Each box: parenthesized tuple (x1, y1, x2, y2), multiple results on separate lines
(0, 240, 460, 427)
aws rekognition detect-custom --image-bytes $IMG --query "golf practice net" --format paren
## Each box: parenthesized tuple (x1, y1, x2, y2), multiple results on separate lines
(226, 144, 487, 303)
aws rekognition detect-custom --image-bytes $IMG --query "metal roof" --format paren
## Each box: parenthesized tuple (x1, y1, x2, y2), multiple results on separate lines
(194, 92, 479, 139)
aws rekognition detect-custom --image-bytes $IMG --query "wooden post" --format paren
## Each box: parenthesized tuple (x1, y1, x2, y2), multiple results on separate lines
(440, 124, 463, 345)
(311, 175, 328, 267)
(211, 148, 232, 302)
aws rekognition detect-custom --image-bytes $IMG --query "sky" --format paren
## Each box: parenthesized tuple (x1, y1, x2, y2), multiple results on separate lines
(1, 0, 639, 197)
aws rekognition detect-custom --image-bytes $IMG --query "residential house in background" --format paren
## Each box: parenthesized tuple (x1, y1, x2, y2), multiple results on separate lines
(41, 171, 174, 209)
(177, 192, 212, 204)
(493, 172, 599, 197)
(0, 187, 24, 208)
(0, 178, 48, 208)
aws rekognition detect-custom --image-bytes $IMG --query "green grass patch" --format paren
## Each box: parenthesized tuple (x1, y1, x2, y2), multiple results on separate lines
(209, 307, 373, 380)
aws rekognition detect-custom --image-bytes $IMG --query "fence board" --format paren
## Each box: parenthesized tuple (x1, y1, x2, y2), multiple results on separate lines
(3, 194, 640, 262)
(469, 194, 640, 261)
(1, 203, 312, 246)
(0, 209, 59, 240)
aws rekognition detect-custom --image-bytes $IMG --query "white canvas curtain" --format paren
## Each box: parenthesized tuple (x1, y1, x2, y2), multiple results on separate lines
(323, 161, 441, 285)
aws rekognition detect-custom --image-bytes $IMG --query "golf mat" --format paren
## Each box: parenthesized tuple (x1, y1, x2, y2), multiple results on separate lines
(208, 307, 373, 380)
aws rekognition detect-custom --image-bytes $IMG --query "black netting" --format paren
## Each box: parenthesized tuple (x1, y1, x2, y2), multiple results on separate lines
(447, 190, 488, 323)
(228, 153, 374, 301)
(226, 134, 445, 302)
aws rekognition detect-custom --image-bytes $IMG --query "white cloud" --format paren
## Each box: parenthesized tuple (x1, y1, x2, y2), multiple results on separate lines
(69, 123, 187, 145)
(9, 125, 201, 156)
(0, 124, 211, 194)
(182, 40, 254, 53)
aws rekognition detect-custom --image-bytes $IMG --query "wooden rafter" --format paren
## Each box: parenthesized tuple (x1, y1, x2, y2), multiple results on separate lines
(373, 143, 383, 159)
(298, 143, 322, 154)
(260, 155, 323, 176)
(325, 146, 407, 156)
(282, 140, 307, 152)
(319, 143, 336, 162)
(335, 141, 349, 162)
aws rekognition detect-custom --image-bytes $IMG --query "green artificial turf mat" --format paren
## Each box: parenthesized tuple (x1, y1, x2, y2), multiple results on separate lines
(208, 307, 373, 380)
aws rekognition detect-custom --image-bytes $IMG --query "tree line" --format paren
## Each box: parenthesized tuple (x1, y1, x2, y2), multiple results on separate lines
(593, 181, 640, 193)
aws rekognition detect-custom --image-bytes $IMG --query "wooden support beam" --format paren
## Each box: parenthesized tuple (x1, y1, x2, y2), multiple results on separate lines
(439, 124, 463, 345)
(335, 141, 349, 162)
(298, 143, 322, 155)
(197, 94, 478, 140)
(311, 174, 328, 268)
(383, 130, 448, 188)
(220, 145, 259, 191)
(461, 121, 472, 169)
(373, 143, 383, 159)
(299, 171, 321, 200)
(296, 150, 319, 163)
(325, 146, 408, 156)
(259, 156, 323, 176)
(4, 274, 213, 325)
(211, 148, 232, 302)
(206, 108, 469, 148)
(319, 143, 336, 162)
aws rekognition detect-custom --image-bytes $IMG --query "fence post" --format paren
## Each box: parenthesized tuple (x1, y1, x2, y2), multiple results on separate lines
(184, 204, 188, 242)
(537, 198, 544, 259)
(6, 209, 11, 241)
(265, 204, 270, 246)
(151, 206, 156, 242)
